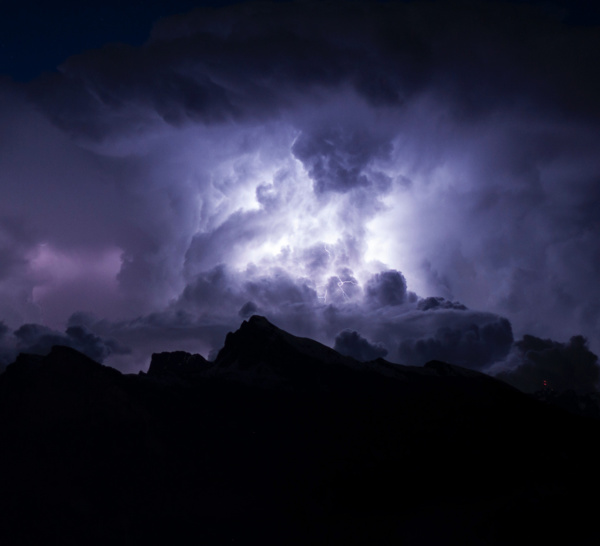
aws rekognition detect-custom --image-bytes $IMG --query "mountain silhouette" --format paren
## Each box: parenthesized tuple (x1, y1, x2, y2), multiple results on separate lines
(0, 316, 599, 545)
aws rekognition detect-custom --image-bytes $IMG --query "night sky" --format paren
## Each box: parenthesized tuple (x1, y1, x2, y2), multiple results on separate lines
(1, 0, 600, 391)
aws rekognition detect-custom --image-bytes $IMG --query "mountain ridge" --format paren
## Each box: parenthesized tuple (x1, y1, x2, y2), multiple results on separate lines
(148, 314, 516, 390)
(0, 315, 599, 545)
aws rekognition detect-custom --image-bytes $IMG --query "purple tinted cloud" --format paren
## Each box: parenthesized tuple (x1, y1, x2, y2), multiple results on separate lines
(1, 1, 598, 381)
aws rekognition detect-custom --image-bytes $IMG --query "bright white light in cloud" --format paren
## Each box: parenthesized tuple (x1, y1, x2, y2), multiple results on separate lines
(363, 184, 421, 289)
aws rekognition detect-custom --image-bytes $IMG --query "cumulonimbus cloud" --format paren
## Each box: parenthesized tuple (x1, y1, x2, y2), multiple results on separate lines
(0, 1, 598, 380)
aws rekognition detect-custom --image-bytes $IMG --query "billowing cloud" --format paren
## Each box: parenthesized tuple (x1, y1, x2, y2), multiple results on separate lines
(0, 319, 129, 369)
(291, 126, 393, 194)
(493, 335, 600, 393)
(365, 270, 408, 308)
(397, 316, 514, 369)
(1, 1, 599, 376)
(334, 330, 388, 361)
(12, 323, 130, 363)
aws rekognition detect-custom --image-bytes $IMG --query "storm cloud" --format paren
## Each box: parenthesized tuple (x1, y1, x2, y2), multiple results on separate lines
(334, 329, 388, 362)
(0, 321, 129, 368)
(365, 270, 408, 307)
(1, 1, 599, 377)
(493, 334, 600, 394)
(398, 315, 514, 369)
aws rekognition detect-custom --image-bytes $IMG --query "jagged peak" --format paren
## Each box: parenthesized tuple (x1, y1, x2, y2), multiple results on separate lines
(148, 351, 209, 377)
(245, 314, 274, 329)
(217, 314, 353, 367)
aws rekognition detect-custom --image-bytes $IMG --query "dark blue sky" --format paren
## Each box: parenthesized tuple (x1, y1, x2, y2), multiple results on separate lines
(1, 1, 236, 80)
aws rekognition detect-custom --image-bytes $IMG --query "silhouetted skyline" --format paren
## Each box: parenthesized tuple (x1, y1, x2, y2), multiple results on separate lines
(1, 0, 599, 390)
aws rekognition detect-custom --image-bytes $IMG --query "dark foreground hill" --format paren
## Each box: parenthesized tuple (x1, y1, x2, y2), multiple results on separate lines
(0, 315, 599, 545)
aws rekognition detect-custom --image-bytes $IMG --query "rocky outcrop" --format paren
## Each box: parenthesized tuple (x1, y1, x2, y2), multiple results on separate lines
(147, 350, 210, 377)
